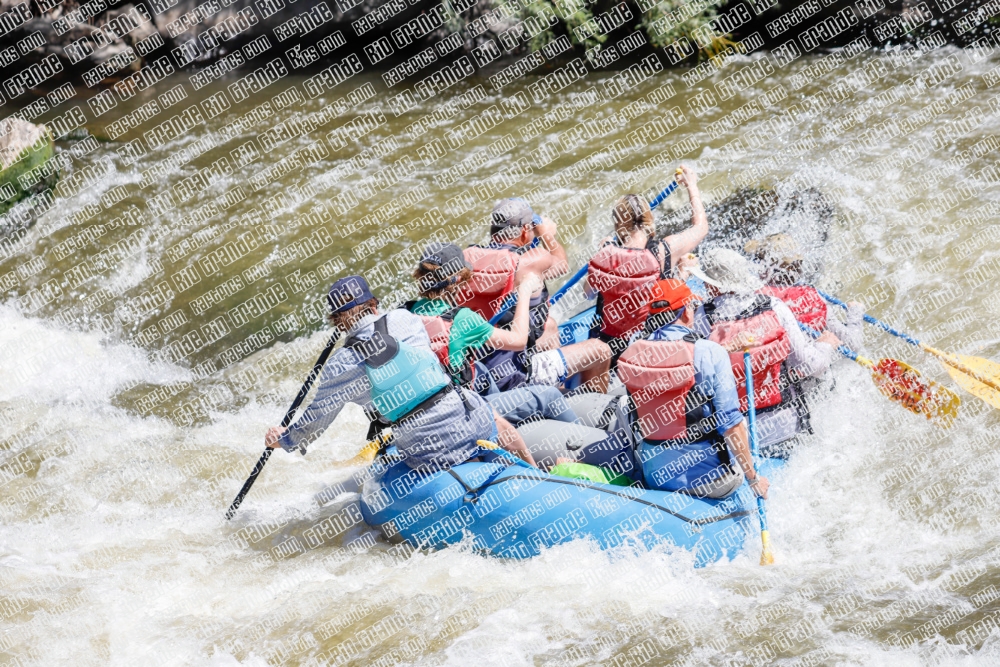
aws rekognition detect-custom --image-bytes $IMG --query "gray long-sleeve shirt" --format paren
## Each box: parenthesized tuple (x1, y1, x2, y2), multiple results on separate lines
(826, 301, 864, 351)
(711, 293, 834, 379)
(279, 309, 494, 471)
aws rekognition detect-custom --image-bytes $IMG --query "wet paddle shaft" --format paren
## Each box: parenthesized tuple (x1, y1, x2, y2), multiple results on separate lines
(225, 330, 341, 520)
(818, 289, 1000, 402)
(743, 349, 774, 566)
(490, 175, 683, 324)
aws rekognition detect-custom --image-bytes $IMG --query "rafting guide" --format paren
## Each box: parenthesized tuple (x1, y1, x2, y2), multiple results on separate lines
(262, 275, 536, 469)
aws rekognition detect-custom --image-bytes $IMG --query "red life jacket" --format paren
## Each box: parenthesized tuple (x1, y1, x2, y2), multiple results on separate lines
(588, 245, 661, 338)
(708, 297, 791, 412)
(617, 339, 696, 441)
(457, 246, 519, 320)
(759, 285, 827, 330)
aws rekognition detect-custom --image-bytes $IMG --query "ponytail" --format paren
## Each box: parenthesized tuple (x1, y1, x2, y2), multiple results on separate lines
(612, 194, 654, 242)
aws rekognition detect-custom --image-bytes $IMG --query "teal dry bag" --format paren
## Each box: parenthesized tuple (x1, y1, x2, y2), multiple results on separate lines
(345, 315, 451, 423)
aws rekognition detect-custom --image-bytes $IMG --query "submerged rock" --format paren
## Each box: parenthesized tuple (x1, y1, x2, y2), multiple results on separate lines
(0, 118, 57, 218)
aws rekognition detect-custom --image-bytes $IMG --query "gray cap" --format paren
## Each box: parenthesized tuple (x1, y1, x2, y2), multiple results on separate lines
(492, 198, 536, 228)
(417, 241, 473, 291)
(688, 247, 764, 294)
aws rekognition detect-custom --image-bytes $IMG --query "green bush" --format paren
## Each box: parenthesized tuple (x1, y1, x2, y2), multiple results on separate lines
(644, 0, 743, 60)
(501, 0, 737, 61)
(516, 0, 608, 51)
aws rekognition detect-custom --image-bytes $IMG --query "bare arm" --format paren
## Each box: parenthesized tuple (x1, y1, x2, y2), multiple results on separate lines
(487, 274, 540, 350)
(772, 298, 837, 378)
(665, 165, 708, 268)
(723, 420, 769, 499)
(532, 216, 569, 279)
(516, 248, 556, 285)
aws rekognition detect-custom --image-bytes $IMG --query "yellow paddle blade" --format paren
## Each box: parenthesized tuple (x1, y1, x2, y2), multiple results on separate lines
(918, 344, 1000, 410)
(940, 355, 1000, 410)
(870, 359, 960, 427)
(760, 529, 774, 566)
(335, 440, 380, 467)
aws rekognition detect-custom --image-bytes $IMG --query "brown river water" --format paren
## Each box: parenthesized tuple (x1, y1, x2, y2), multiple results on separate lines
(3, 44, 1000, 665)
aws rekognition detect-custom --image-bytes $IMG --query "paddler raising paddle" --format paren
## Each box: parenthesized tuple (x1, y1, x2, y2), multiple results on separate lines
(264, 275, 536, 469)
(461, 200, 613, 393)
(584, 165, 710, 366)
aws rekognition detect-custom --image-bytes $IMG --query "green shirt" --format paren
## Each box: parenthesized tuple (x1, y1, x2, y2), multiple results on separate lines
(410, 298, 494, 370)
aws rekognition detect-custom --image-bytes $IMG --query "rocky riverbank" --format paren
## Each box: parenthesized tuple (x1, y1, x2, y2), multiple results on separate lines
(0, 0, 992, 99)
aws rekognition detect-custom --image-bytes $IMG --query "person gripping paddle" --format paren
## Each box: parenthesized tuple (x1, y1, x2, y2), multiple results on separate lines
(584, 165, 710, 365)
(264, 275, 536, 470)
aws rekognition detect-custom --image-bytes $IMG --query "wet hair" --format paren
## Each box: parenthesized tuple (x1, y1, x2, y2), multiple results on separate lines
(329, 300, 377, 330)
(413, 260, 473, 299)
(768, 261, 804, 287)
(612, 194, 654, 242)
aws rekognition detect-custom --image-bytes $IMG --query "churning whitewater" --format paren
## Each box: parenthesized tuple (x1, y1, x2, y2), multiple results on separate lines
(4, 48, 1000, 666)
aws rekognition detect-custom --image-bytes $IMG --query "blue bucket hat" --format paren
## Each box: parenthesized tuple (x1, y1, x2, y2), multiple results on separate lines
(327, 275, 375, 313)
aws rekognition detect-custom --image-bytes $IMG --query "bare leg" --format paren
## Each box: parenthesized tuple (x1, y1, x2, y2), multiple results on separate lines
(561, 340, 612, 393)
(533, 316, 560, 351)
(493, 411, 537, 467)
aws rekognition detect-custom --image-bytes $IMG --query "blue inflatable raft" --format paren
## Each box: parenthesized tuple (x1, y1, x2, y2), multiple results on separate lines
(361, 448, 783, 566)
(357, 306, 785, 565)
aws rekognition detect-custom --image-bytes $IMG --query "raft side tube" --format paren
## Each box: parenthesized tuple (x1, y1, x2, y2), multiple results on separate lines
(360, 448, 763, 566)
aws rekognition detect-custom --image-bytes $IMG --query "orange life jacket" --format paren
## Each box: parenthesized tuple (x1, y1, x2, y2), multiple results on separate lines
(759, 285, 827, 330)
(617, 339, 697, 441)
(707, 296, 791, 412)
(588, 245, 661, 339)
(457, 246, 519, 320)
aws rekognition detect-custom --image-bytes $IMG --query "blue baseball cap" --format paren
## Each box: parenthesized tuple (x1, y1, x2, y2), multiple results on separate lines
(327, 275, 375, 313)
